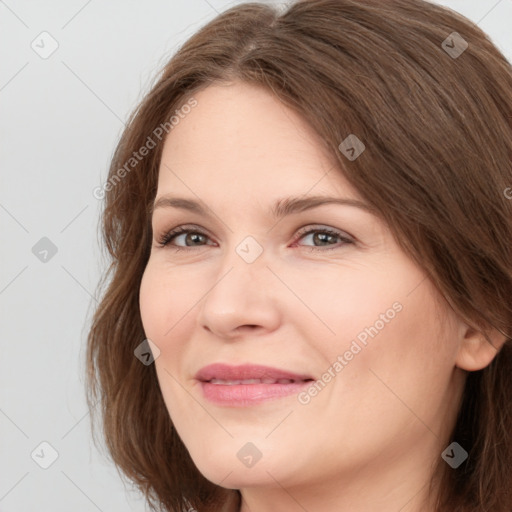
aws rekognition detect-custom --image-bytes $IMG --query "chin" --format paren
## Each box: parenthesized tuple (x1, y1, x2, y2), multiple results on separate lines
(200, 464, 279, 489)
(188, 446, 287, 489)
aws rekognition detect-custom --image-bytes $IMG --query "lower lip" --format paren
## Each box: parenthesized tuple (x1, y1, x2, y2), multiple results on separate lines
(200, 381, 313, 407)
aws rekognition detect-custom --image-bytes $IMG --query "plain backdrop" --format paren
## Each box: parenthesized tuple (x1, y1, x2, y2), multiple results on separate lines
(1, 1, 511, 510)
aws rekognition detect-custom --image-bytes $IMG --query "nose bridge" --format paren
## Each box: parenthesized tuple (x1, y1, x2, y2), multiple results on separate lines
(197, 232, 280, 335)
(211, 233, 270, 302)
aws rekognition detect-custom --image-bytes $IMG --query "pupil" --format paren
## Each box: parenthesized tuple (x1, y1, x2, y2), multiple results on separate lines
(188, 233, 204, 245)
(315, 233, 332, 245)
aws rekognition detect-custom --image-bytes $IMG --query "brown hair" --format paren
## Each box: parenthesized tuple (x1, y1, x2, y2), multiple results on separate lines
(85, 0, 512, 510)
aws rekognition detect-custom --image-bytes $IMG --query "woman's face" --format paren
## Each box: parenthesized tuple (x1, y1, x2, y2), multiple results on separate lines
(139, 81, 467, 501)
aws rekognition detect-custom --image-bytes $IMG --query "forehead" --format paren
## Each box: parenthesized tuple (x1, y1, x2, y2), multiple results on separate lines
(157, 81, 360, 202)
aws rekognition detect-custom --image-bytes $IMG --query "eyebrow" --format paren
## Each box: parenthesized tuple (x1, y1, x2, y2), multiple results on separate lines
(151, 194, 376, 218)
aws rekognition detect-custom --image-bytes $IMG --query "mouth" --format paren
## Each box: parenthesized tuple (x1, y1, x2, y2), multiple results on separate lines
(195, 363, 315, 407)
(208, 378, 307, 385)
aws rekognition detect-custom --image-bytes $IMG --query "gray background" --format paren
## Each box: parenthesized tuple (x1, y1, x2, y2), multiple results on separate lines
(1, 1, 511, 510)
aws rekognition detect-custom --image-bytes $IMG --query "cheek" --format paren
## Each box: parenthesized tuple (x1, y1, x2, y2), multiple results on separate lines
(303, 264, 407, 353)
(139, 261, 198, 341)
(139, 264, 162, 338)
(139, 264, 193, 412)
(308, 262, 454, 403)
(338, 283, 457, 418)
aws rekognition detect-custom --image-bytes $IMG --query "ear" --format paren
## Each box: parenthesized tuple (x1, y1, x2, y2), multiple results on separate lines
(455, 323, 508, 371)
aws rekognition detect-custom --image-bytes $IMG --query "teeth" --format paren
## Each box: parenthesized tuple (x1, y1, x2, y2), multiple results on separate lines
(210, 379, 242, 385)
(208, 378, 298, 385)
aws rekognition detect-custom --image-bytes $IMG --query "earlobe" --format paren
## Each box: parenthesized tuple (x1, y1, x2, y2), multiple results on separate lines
(455, 324, 508, 372)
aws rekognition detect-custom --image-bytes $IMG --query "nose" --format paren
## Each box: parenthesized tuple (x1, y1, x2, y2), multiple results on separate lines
(197, 245, 281, 340)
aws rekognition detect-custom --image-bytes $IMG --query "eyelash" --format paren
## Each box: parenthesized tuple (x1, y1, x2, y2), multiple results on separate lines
(155, 225, 353, 252)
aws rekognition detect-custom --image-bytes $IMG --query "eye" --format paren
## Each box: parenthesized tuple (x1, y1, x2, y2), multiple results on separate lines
(293, 225, 353, 251)
(155, 224, 353, 252)
(155, 225, 213, 251)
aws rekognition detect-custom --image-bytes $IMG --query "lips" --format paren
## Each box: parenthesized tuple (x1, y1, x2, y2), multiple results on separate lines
(195, 364, 314, 407)
(195, 363, 314, 383)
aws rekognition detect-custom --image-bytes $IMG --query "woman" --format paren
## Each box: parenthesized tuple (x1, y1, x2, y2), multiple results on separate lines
(86, 0, 512, 510)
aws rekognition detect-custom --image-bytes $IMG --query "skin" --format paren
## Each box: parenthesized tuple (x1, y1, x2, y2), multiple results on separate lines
(139, 81, 503, 512)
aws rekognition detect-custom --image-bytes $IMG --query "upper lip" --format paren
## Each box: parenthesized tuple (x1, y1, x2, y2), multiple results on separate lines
(195, 363, 314, 382)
